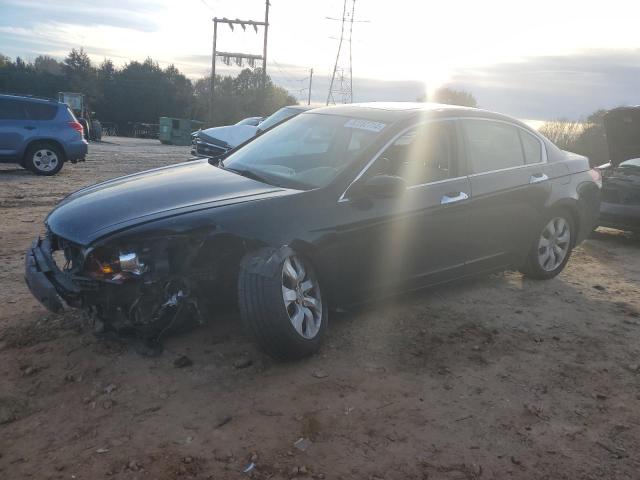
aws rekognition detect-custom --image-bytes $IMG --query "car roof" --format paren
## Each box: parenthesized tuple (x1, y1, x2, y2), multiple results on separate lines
(305, 101, 535, 131)
(0, 93, 61, 105)
(283, 105, 316, 112)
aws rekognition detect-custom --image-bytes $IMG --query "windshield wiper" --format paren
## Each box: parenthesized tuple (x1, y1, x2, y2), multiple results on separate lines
(224, 166, 273, 185)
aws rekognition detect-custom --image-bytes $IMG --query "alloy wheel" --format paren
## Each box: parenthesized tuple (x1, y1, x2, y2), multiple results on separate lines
(33, 149, 59, 172)
(537, 217, 571, 271)
(281, 255, 322, 339)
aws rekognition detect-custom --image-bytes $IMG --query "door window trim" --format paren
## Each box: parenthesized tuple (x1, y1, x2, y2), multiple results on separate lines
(459, 117, 548, 178)
(339, 118, 462, 202)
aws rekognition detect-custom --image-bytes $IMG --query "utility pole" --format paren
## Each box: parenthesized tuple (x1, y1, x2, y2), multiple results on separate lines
(209, 1, 270, 123)
(307, 68, 313, 105)
(348, 0, 355, 102)
(262, 0, 270, 90)
(209, 19, 217, 122)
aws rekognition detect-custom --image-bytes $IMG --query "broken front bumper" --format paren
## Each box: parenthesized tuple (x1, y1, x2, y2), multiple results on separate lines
(24, 237, 82, 313)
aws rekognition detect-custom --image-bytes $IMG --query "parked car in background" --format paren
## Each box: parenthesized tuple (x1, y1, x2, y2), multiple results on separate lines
(25, 103, 601, 360)
(0, 94, 88, 175)
(598, 107, 640, 232)
(191, 106, 313, 158)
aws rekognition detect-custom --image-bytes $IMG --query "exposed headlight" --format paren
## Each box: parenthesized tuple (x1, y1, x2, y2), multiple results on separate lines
(84, 248, 146, 281)
(119, 252, 145, 275)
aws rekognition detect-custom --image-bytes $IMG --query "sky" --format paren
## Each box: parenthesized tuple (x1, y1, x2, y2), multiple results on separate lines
(1, 0, 640, 121)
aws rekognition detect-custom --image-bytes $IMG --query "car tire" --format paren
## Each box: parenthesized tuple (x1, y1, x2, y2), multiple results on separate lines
(24, 142, 65, 176)
(521, 210, 575, 280)
(238, 247, 327, 360)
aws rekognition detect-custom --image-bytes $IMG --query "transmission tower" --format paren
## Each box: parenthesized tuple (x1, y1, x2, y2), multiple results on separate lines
(326, 0, 358, 105)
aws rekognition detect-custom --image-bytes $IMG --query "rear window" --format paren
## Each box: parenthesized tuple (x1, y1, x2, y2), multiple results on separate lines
(64, 106, 78, 121)
(24, 102, 58, 121)
(520, 130, 543, 164)
(0, 98, 28, 120)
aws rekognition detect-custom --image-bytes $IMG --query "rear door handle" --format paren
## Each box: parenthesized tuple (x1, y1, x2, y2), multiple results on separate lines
(440, 191, 469, 205)
(23, 126, 36, 130)
(529, 173, 549, 184)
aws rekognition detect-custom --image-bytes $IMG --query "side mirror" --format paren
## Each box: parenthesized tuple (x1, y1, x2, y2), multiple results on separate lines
(358, 174, 407, 198)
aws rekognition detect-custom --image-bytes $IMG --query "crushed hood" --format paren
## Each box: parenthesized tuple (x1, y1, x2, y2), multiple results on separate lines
(196, 124, 258, 148)
(46, 160, 286, 245)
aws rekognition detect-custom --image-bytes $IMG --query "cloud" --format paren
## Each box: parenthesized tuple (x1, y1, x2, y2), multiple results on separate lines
(171, 56, 425, 104)
(447, 50, 640, 120)
(0, 0, 160, 32)
(170, 51, 640, 120)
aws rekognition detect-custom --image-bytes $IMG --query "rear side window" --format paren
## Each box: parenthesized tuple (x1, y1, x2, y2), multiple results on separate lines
(0, 99, 28, 120)
(520, 130, 543, 164)
(462, 120, 525, 173)
(24, 102, 58, 121)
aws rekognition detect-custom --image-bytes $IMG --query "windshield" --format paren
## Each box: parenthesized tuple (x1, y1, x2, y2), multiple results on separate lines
(257, 107, 300, 131)
(223, 113, 387, 189)
(236, 117, 261, 126)
(620, 158, 640, 168)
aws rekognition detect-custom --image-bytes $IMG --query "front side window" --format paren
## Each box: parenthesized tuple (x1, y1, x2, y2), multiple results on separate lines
(368, 121, 457, 186)
(224, 113, 386, 189)
(462, 120, 525, 173)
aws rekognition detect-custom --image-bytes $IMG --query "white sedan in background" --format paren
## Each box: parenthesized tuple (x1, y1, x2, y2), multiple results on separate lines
(191, 106, 314, 158)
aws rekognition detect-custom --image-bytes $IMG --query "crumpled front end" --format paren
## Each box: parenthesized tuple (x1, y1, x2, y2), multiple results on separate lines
(190, 133, 231, 159)
(24, 230, 207, 339)
(25, 235, 85, 313)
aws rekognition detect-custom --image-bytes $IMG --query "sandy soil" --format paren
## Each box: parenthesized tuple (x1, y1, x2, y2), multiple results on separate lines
(1, 137, 639, 480)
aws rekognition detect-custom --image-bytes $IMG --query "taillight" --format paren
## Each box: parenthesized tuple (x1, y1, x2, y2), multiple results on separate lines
(67, 121, 84, 134)
(588, 168, 602, 188)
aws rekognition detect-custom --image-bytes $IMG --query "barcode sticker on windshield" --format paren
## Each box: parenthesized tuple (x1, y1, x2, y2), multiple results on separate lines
(344, 119, 386, 132)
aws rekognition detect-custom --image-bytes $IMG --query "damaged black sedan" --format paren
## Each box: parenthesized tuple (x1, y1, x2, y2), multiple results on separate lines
(25, 103, 601, 360)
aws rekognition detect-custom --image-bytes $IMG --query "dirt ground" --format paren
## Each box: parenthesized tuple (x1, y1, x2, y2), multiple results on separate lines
(1, 137, 639, 480)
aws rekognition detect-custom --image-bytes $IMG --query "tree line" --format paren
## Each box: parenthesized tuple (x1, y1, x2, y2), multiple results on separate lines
(539, 111, 609, 166)
(0, 48, 297, 130)
(0, 49, 613, 163)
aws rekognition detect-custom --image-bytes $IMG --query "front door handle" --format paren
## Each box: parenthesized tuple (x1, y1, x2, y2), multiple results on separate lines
(23, 126, 36, 130)
(440, 191, 469, 205)
(529, 173, 549, 184)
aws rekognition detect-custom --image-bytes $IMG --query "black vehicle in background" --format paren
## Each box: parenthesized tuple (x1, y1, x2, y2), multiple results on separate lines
(25, 103, 601, 360)
(599, 107, 640, 232)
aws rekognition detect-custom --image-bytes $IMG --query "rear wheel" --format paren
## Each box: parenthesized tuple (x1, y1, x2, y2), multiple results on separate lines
(521, 211, 574, 279)
(24, 142, 65, 175)
(238, 248, 327, 360)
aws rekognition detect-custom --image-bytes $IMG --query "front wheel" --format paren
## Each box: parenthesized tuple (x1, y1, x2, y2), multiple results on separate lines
(521, 212, 574, 280)
(238, 248, 327, 360)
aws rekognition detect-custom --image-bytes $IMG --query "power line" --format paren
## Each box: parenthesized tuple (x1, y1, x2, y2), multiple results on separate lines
(271, 58, 302, 84)
(200, 0, 214, 12)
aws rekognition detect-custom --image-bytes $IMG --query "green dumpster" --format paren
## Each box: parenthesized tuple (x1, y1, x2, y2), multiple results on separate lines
(159, 117, 203, 146)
